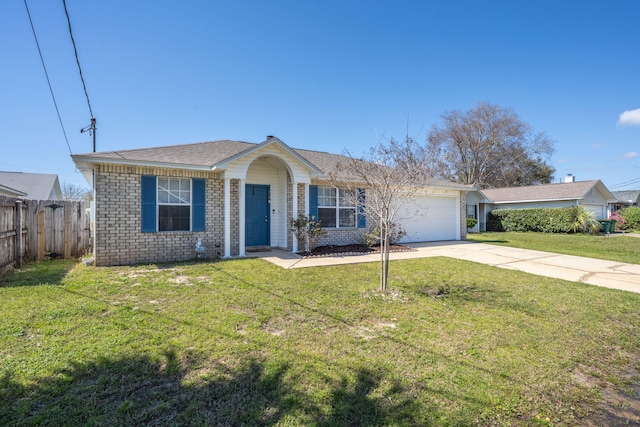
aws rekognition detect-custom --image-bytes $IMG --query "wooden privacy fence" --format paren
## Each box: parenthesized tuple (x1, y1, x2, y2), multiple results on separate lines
(0, 197, 91, 277)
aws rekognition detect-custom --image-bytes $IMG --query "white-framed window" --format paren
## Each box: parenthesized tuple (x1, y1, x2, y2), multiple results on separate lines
(466, 204, 477, 219)
(318, 187, 356, 228)
(158, 177, 191, 231)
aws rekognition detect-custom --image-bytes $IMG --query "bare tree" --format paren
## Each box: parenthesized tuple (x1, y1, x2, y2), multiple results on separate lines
(426, 102, 555, 189)
(61, 182, 91, 201)
(330, 136, 429, 291)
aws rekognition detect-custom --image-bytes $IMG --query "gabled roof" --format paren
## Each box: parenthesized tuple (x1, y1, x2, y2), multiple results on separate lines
(611, 190, 640, 204)
(0, 171, 62, 200)
(72, 138, 473, 191)
(214, 137, 322, 175)
(480, 180, 615, 204)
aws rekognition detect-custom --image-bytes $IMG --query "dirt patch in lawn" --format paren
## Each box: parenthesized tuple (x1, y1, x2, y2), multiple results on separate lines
(297, 243, 414, 258)
(575, 365, 640, 425)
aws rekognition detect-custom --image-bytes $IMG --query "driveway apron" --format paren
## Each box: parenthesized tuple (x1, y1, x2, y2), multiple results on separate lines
(251, 241, 640, 294)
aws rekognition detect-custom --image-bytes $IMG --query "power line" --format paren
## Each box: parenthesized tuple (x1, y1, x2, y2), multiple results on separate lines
(609, 177, 640, 190)
(23, 0, 73, 156)
(62, 0, 94, 119)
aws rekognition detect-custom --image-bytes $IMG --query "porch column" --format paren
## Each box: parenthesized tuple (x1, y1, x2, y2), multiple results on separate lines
(239, 179, 246, 257)
(291, 180, 298, 253)
(223, 177, 231, 258)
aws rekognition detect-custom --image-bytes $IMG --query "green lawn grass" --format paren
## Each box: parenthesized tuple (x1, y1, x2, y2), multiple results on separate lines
(468, 231, 640, 264)
(2, 258, 639, 425)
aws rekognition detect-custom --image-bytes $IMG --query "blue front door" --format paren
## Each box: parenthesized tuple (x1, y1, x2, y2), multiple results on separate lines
(246, 184, 270, 246)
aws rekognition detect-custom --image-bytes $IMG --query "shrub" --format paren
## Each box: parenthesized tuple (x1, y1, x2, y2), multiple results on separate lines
(609, 211, 626, 230)
(291, 215, 327, 252)
(466, 218, 477, 230)
(572, 207, 601, 234)
(361, 223, 407, 247)
(620, 206, 640, 231)
(487, 206, 601, 234)
(486, 219, 504, 232)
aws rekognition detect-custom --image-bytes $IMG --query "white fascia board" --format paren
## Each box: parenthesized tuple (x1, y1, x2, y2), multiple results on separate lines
(492, 197, 580, 204)
(0, 184, 27, 197)
(71, 155, 214, 171)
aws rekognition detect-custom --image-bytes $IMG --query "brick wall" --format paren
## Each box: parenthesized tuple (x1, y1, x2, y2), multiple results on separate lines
(94, 164, 224, 266)
(230, 179, 239, 256)
(317, 227, 368, 247)
(93, 163, 466, 265)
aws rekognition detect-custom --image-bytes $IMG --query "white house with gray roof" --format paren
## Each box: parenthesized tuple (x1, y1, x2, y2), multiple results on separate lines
(72, 137, 472, 266)
(0, 171, 62, 200)
(610, 190, 640, 211)
(467, 179, 615, 232)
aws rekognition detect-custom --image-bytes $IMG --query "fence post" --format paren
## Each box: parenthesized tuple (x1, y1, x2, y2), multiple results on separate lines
(64, 200, 72, 259)
(37, 207, 45, 261)
(15, 200, 23, 268)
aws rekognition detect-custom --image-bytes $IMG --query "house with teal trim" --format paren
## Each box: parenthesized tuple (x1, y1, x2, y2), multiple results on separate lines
(72, 137, 471, 266)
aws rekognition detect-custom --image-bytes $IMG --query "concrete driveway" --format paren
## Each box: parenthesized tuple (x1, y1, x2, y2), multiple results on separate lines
(252, 241, 640, 294)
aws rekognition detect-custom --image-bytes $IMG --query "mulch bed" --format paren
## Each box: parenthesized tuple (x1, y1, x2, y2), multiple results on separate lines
(297, 243, 415, 258)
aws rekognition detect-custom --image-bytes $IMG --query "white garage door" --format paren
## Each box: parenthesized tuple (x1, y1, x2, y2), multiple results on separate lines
(582, 204, 606, 220)
(398, 196, 459, 243)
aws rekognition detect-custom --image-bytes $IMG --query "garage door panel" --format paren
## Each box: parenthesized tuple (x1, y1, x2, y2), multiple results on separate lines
(582, 204, 605, 220)
(398, 196, 458, 243)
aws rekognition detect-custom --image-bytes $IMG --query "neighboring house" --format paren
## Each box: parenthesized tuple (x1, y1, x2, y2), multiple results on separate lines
(0, 171, 62, 200)
(72, 137, 472, 266)
(610, 190, 640, 211)
(467, 179, 615, 232)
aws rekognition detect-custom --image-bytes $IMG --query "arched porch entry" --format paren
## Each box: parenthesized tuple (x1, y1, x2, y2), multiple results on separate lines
(244, 155, 292, 250)
(221, 137, 319, 258)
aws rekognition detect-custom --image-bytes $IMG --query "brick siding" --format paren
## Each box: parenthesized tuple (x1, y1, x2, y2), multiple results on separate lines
(93, 164, 465, 265)
(94, 164, 224, 266)
(317, 226, 368, 247)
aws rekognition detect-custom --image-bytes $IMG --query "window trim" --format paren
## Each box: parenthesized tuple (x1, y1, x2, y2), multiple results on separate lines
(157, 177, 192, 232)
(317, 186, 357, 228)
(466, 204, 477, 219)
(141, 175, 206, 233)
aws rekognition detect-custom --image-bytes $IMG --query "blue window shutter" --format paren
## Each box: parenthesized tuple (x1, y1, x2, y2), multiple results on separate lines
(192, 178, 206, 231)
(357, 188, 366, 228)
(141, 175, 157, 232)
(309, 185, 318, 221)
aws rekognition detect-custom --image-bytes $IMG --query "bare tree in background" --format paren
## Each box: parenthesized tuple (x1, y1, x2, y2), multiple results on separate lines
(61, 182, 91, 201)
(330, 136, 429, 291)
(426, 102, 555, 189)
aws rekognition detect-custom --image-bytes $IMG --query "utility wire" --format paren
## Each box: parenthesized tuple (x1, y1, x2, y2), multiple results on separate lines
(609, 177, 640, 189)
(23, 0, 73, 156)
(62, 0, 94, 119)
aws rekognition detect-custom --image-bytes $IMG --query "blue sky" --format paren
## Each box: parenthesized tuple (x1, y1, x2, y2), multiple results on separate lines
(2, 0, 639, 190)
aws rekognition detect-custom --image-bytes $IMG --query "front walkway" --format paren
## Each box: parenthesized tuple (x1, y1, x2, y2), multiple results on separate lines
(250, 241, 640, 294)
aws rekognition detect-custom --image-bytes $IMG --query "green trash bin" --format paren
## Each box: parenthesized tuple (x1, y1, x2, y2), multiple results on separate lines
(599, 220, 611, 234)
(610, 219, 617, 233)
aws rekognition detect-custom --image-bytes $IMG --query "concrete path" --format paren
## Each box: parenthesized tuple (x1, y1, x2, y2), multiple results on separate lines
(250, 241, 640, 294)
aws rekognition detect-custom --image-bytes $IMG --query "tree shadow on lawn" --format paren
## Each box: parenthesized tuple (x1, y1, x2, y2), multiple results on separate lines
(0, 260, 75, 288)
(0, 350, 421, 426)
(467, 238, 508, 244)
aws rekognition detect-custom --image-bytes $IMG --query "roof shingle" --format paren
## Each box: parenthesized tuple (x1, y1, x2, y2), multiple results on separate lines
(480, 180, 603, 203)
(75, 139, 473, 190)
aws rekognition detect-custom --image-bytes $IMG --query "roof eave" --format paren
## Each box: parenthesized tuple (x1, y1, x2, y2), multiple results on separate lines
(71, 155, 216, 188)
(490, 197, 580, 204)
(0, 184, 28, 197)
(71, 155, 214, 171)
